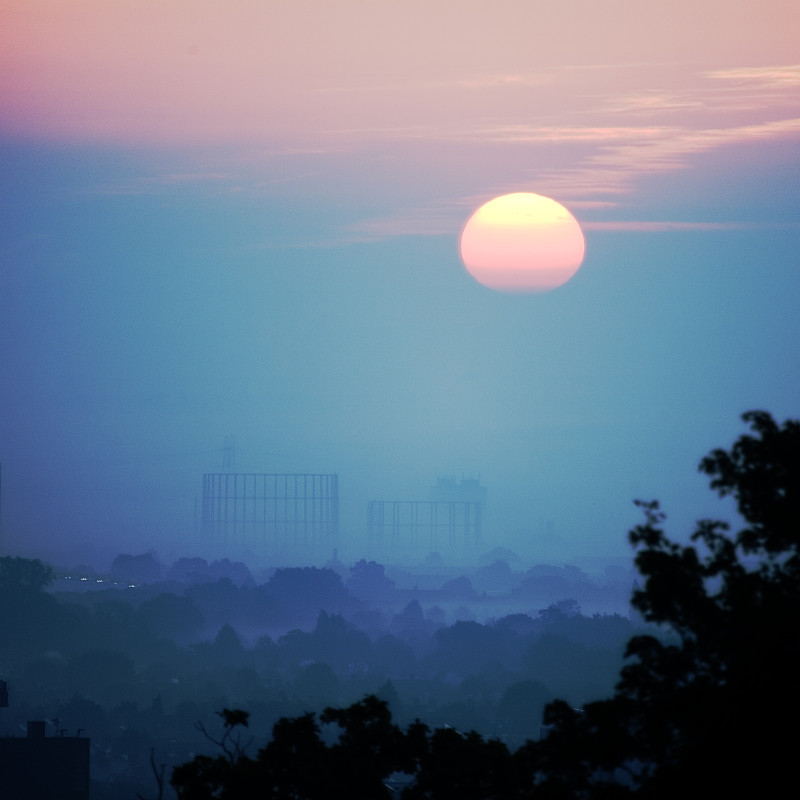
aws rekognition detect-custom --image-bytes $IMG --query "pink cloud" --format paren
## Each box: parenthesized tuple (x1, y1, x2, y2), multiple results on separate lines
(2, 2, 799, 147)
(583, 220, 800, 232)
(4, 0, 799, 232)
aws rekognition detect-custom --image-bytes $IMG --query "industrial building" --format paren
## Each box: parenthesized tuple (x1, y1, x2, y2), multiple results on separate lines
(367, 477, 485, 561)
(200, 472, 339, 559)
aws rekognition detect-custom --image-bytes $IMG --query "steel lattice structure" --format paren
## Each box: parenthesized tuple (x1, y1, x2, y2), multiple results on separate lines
(366, 500, 482, 555)
(201, 473, 339, 554)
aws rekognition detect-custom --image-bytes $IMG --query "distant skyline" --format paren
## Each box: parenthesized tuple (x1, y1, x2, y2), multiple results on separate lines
(1, 1, 798, 568)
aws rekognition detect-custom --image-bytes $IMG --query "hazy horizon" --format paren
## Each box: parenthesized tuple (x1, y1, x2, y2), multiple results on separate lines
(2, 2, 798, 572)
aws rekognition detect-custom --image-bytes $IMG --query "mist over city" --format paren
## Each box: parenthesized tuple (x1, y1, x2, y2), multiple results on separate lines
(1, 2, 798, 798)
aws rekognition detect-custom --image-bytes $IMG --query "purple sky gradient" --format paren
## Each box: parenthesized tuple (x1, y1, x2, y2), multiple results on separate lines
(1, 1, 798, 569)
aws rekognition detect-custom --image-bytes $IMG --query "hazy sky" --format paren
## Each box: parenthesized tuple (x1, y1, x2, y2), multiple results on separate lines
(1, 1, 798, 568)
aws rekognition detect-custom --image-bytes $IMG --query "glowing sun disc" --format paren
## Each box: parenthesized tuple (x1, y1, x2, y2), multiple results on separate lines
(459, 192, 585, 293)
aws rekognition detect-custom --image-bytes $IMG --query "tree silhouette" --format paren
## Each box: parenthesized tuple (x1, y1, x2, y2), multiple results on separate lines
(172, 410, 799, 799)
(0, 555, 54, 593)
(533, 410, 800, 797)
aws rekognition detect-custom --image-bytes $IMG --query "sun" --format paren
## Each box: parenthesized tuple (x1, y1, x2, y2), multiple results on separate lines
(459, 192, 585, 293)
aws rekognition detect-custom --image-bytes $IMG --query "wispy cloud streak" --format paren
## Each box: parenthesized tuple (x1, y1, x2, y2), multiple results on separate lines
(584, 220, 800, 232)
(536, 117, 800, 200)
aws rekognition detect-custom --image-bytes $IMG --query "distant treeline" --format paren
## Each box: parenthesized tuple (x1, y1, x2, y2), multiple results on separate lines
(169, 410, 800, 798)
(4, 410, 795, 799)
(1, 553, 639, 799)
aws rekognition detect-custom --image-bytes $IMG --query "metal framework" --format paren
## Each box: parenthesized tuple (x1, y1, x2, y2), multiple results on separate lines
(367, 500, 482, 554)
(201, 473, 339, 554)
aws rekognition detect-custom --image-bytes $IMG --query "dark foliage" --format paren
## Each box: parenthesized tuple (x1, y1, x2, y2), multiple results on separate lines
(171, 410, 800, 798)
(532, 410, 800, 798)
(0, 556, 54, 592)
(111, 552, 162, 583)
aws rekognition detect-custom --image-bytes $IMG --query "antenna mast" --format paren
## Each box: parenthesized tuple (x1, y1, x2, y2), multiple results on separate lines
(222, 435, 237, 473)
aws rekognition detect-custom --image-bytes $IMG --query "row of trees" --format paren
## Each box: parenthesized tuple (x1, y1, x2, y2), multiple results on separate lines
(171, 411, 800, 798)
(1, 554, 638, 796)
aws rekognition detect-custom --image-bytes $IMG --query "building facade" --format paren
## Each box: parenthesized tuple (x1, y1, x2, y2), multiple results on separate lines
(0, 721, 90, 800)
